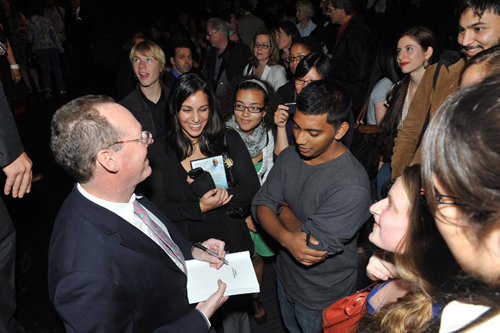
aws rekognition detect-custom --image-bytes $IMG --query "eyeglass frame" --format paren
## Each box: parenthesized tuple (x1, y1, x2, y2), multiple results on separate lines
(233, 104, 266, 114)
(285, 55, 305, 63)
(253, 43, 270, 49)
(108, 131, 153, 148)
(434, 189, 469, 207)
(326, 5, 336, 14)
(207, 29, 218, 37)
(295, 78, 317, 86)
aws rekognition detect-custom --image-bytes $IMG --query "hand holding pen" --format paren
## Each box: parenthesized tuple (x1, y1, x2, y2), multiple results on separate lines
(193, 240, 229, 268)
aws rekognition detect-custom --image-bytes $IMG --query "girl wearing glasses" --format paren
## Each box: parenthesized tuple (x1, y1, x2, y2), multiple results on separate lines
(243, 30, 287, 92)
(421, 76, 500, 332)
(275, 38, 323, 107)
(220, 76, 278, 324)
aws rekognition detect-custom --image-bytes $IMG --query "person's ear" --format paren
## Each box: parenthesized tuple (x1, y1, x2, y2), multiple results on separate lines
(96, 149, 119, 174)
(334, 121, 349, 140)
(425, 46, 434, 60)
(170, 57, 175, 67)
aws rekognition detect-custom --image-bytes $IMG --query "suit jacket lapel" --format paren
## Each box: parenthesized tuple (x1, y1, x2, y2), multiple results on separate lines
(117, 219, 185, 274)
(70, 185, 185, 275)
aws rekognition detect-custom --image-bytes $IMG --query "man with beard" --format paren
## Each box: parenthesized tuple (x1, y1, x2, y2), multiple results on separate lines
(391, 0, 500, 180)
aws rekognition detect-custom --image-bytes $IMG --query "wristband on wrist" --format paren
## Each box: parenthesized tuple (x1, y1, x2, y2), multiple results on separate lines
(10, 64, 19, 69)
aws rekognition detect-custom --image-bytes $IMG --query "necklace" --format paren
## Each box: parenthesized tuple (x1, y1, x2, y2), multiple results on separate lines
(374, 282, 400, 312)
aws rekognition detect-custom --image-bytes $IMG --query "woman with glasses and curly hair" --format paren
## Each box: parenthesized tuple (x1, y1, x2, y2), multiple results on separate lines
(220, 76, 278, 324)
(243, 29, 287, 92)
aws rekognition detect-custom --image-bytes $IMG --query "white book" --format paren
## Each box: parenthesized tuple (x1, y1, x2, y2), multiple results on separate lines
(186, 251, 259, 304)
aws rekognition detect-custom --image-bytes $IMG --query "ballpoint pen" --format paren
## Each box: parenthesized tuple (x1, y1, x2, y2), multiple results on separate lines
(194, 242, 229, 265)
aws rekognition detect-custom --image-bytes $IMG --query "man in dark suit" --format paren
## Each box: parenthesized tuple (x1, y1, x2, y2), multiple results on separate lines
(203, 18, 251, 98)
(0, 81, 32, 332)
(48, 95, 228, 332)
(326, 0, 372, 116)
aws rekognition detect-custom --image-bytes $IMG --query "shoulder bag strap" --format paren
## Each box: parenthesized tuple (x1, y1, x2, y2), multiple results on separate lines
(355, 87, 373, 129)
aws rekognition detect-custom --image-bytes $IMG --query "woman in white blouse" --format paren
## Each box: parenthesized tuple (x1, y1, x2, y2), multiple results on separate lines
(243, 29, 287, 92)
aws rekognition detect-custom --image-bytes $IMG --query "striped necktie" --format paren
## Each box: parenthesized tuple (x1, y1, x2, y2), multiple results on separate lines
(133, 200, 187, 274)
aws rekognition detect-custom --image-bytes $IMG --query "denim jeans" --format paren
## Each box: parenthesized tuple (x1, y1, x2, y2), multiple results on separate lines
(277, 278, 323, 333)
(34, 48, 65, 92)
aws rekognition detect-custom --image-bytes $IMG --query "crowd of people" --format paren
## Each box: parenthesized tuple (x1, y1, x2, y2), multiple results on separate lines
(2, 0, 500, 332)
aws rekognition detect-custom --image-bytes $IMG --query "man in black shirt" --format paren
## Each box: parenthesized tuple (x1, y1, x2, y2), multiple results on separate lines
(120, 40, 169, 137)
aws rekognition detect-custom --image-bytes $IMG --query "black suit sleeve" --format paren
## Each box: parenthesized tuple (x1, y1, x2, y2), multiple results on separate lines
(54, 272, 208, 333)
(330, 22, 371, 83)
(0, 81, 23, 168)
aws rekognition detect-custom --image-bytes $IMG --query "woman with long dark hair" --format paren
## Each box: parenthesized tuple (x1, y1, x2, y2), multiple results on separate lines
(375, 27, 436, 199)
(147, 73, 259, 253)
(144, 73, 260, 332)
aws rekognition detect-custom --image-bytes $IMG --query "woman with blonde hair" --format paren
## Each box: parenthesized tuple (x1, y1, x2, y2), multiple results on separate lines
(243, 29, 287, 92)
(296, 0, 316, 37)
(350, 164, 457, 333)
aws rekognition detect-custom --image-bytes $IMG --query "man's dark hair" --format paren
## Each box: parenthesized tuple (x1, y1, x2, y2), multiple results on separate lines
(456, 0, 500, 17)
(170, 39, 193, 59)
(296, 80, 351, 130)
(328, 0, 357, 15)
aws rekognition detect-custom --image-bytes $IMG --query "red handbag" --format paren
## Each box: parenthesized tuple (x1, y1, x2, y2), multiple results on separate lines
(322, 282, 379, 333)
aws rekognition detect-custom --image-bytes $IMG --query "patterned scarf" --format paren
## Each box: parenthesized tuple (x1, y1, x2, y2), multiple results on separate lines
(226, 116, 267, 158)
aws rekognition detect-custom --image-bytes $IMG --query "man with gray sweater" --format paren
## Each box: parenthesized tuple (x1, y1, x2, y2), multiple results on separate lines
(252, 80, 371, 333)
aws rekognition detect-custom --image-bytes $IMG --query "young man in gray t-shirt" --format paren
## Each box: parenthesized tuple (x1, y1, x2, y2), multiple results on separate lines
(252, 80, 372, 333)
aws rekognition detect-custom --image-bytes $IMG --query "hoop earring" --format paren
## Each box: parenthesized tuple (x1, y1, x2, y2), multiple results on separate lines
(423, 59, 430, 69)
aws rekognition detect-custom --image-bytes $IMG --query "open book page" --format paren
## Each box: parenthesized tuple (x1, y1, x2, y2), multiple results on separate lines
(186, 251, 259, 304)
